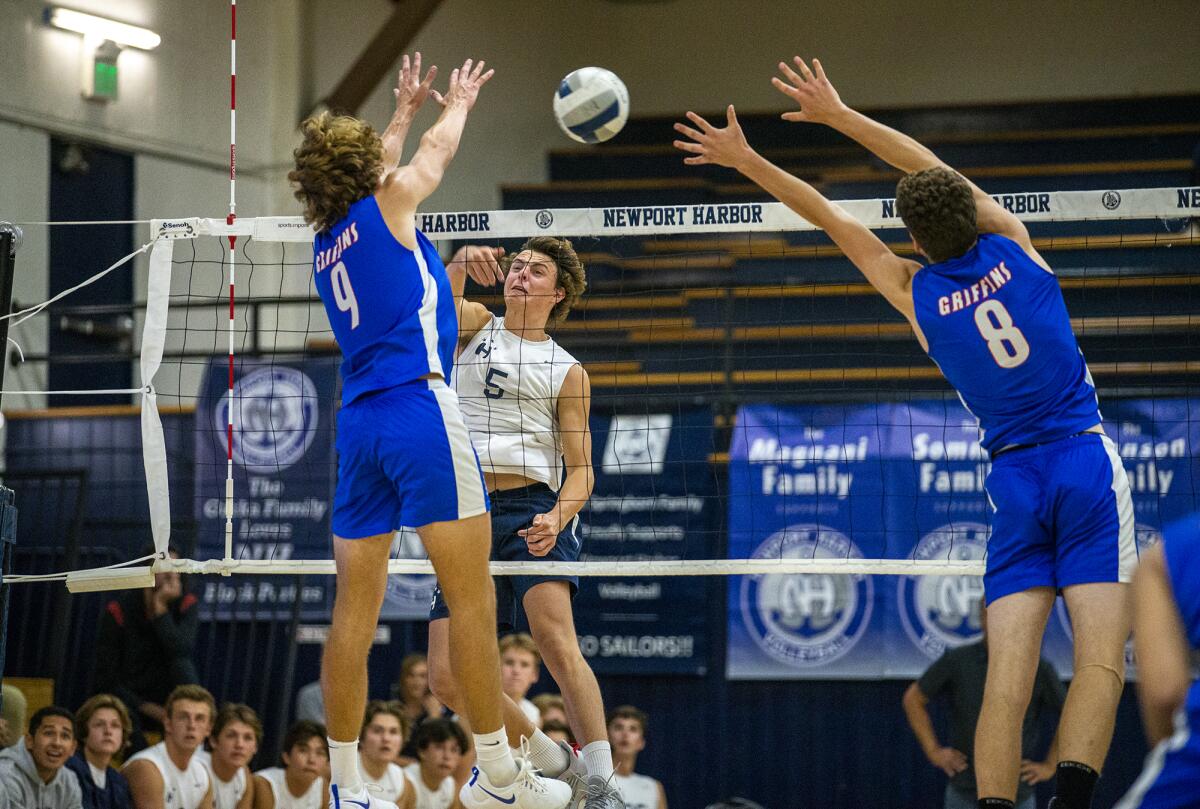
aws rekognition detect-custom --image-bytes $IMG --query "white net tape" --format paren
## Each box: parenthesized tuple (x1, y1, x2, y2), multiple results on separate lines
(4, 186, 1197, 584)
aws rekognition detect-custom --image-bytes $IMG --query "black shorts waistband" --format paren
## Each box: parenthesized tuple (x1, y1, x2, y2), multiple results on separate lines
(489, 482, 555, 501)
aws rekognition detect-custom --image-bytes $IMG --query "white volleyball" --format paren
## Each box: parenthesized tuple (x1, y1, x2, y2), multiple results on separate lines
(553, 67, 630, 144)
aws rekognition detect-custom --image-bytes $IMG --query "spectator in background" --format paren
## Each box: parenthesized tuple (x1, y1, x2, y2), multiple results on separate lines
(293, 682, 324, 727)
(252, 721, 328, 809)
(402, 719, 465, 809)
(540, 720, 574, 748)
(0, 682, 27, 748)
(0, 705, 83, 808)
(609, 706, 666, 809)
(357, 701, 413, 809)
(393, 654, 445, 762)
(95, 546, 200, 747)
(124, 684, 214, 809)
(67, 694, 133, 809)
(531, 694, 568, 729)
(199, 704, 260, 809)
(498, 633, 543, 727)
(901, 605, 1063, 809)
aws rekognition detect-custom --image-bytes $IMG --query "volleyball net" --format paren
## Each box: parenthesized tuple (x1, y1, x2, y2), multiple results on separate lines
(2, 186, 1197, 593)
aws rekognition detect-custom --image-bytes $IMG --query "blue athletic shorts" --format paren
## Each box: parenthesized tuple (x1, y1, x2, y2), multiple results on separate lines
(983, 432, 1136, 604)
(1115, 709, 1200, 808)
(332, 378, 489, 538)
(430, 482, 580, 629)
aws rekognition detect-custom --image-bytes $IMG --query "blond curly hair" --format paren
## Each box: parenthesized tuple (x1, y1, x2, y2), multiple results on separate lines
(288, 112, 383, 233)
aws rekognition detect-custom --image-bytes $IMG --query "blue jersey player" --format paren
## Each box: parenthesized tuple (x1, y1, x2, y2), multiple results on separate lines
(1116, 516, 1200, 808)
(674, 57, 1134, 809)
(289, 55, 569, 809)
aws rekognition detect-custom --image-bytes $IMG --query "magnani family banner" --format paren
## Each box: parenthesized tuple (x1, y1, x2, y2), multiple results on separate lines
(726, 399, 1199, 680)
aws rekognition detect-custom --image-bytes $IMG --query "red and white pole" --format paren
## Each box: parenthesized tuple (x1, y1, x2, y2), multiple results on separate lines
(223, 0, 237, 566)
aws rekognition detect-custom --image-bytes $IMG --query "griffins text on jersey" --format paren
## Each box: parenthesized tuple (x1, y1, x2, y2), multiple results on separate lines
(314, 221, 360, 272)
(936, 260, 1014, 316)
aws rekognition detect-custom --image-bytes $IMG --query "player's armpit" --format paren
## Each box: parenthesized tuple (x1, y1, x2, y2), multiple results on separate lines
(456, 300, 492, 346)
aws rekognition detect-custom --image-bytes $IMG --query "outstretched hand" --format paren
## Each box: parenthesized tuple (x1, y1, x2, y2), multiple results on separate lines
(772, 56, 848, 125)
(431, 58, 495, 111)
(448, 245, 506, 286)
(394, 52, 437, 118)
(672, 106, 754, 170)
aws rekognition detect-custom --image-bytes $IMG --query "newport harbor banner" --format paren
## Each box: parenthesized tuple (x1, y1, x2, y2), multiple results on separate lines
(726, 399, 1200, 680)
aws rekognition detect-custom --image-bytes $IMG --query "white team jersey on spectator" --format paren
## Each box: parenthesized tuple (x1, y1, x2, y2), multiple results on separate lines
(453, 316, 580, 490)
(402, 763, 456, 809)
(613, 772, 661, 809)
(126, 742, 211, 809)
(518, 698, 542, 727)
(204, 761, 248, 809)
(360, 758, 409, 803)
(256, 767, 325, 809)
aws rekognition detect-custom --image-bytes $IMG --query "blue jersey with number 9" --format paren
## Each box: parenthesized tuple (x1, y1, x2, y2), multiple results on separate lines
(312, 195, 457, 405)
(911, 233, 1100, 453)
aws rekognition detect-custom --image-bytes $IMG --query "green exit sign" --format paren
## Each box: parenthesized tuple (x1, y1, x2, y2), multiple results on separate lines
(92, 60, 118, 100)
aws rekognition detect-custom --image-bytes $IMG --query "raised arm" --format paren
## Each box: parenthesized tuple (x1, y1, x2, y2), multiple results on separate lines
(445, 245, 502, 346)
(379, 53, 438, 173)
(673, 106, 924, 329)
(379, 58, 494, 217)
(773, 57, 1041, 262)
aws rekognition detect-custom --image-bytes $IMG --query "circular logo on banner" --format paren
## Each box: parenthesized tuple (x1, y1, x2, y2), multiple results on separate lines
(1056, 523, 1160, 654)
(740, 524, 873, 669)
(385, 527, 437, 616)
(898, 523, 988, 659)
(1101, 191, 1122, 210)
(535, 210, 555, 229)
(215, 367, 319, 473)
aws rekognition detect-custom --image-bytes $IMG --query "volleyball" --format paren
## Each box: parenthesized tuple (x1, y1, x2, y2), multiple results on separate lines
(553, 66, 629, 144)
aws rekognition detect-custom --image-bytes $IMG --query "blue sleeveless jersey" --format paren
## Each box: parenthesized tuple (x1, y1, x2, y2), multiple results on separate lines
(912, 233, 1100, 453)
(312, 195, 457, 405)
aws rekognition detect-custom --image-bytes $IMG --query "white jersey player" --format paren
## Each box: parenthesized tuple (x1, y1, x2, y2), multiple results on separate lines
(427, 238, 624, 809)
(253, 722, 329, 809)
(125, 686, 216, 809)
(608, 707, 666, 809)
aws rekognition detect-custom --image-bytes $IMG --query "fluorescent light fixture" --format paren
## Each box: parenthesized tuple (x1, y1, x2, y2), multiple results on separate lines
(46, 6, 161, 50)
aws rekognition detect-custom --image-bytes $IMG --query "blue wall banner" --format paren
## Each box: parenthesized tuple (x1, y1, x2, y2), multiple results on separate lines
(195, 358, 338, 618)
(727, 399, 1200, 680)
(572, 408, 715, 676)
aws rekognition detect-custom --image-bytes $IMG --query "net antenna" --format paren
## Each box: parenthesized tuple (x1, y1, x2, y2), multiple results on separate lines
(223, 0, 238, 569)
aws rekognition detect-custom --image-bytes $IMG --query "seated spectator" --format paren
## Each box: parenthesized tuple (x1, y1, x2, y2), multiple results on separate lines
(95, 546, 200, 748)
(292, 682, 323, 726)
(1, 682, 27, 748)
(531, 693, 568, 729)
(200, 704, 260, 809)
(609, 706, 667, 809)
(402, 719, 466, 809)
(66, 694, 134, 809)
(540, 719, 574, 747)
(499, 633, 543, 727)
(393, 654, 446, 761)
(358, 701, 413, 809)
(124, 684, 214, 809)
(253, 721, 328, 809)
(901, 605, 1063, 809)
(0, 705, 83, 809)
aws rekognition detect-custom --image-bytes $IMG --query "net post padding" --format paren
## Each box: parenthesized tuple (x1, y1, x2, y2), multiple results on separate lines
(140, 237, 174, 560)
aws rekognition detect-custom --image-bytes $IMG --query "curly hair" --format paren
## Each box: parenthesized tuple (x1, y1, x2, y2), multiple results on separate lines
(289, 112, 383, 234)
(895, 166, 978, 263)
(501, 236, 587, 325)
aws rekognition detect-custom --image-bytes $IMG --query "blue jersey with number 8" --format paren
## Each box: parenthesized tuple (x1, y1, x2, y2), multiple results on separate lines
(312, 195, 457, 405)
(912, 233, 1100, 453)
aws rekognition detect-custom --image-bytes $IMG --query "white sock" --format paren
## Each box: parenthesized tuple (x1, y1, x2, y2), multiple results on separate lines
(474, 728, 520, 786)
(581, 740, 614, 781)
(527, 728, 570, 777)
(327, 737, 363, 792)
